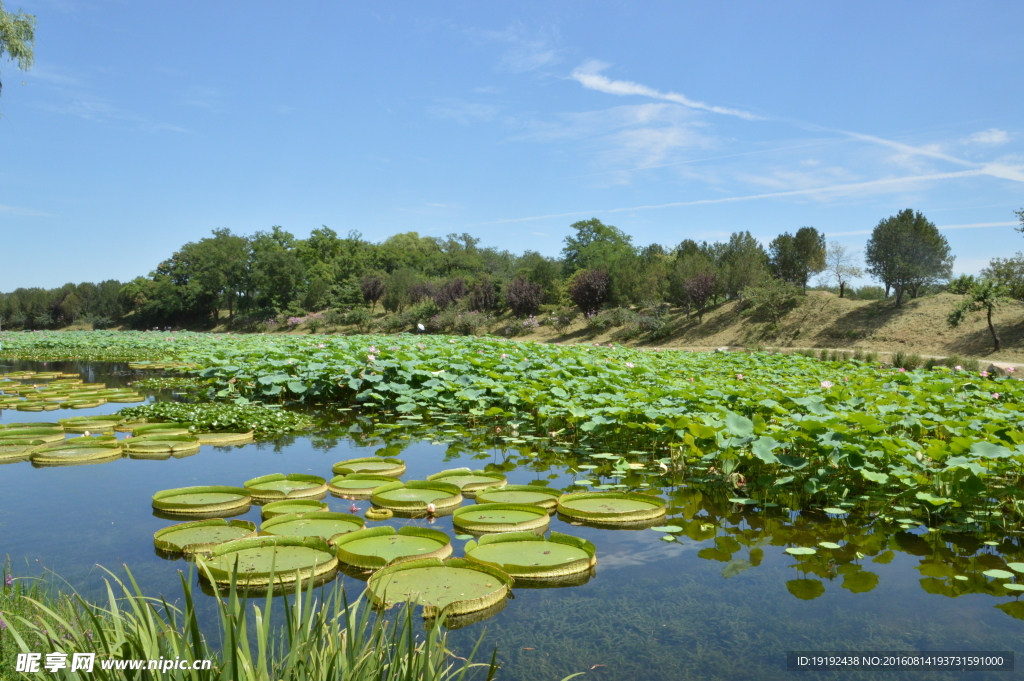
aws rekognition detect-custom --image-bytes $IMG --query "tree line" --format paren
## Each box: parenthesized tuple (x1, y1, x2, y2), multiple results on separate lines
(3, 208, 1019, 332)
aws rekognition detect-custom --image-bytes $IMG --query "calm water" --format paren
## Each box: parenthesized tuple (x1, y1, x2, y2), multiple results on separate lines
(1, 361, 1022, 680)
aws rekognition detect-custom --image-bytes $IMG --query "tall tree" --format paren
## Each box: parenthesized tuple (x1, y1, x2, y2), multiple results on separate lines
(769, 227, 826, 290)
(947, 278, 1007, 351)
(0, 1, 35, 103)
(821, 242, 864, 298)
(865, 209, 953, 306)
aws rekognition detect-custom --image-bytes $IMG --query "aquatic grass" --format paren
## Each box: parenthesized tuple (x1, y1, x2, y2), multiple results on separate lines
(1, 563, 500, 681)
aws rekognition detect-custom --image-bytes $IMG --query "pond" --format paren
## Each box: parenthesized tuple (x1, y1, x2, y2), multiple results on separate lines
(1, 360, 1022, 680)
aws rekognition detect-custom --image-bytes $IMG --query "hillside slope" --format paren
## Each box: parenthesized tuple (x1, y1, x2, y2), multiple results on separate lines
(518, 291, 1024, 362)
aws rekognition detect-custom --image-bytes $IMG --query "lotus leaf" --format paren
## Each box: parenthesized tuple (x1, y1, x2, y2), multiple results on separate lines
(153, 519, 257, 556)
(1005, 584, 1024, 592)
(132, 423, 192, 437)
(31, 444, 122, 466)
(426, 468, 508, 497)
(785, 547, 817, 556)
(984, 569, 1016, 580)
(59, 415, 122, 433)
(0, 440, 43, 463)
(243, 473, 329, 502)
(473, 484, 561, 509)
(261, 499, 329, 519)
(0, 427, 64, 443)
(260, 511, 364, 542)
(328, 474, 398, 499)
(1007, 563, 1024, 573)
(650, 525, 684, 533)
(335, 526, 453, 569)
(452, 503, 550, 534)
(818, 542, 842, 549)
(464, 531, 596, 578)
(152, 486, 252, 516)
(193, 431, 254, 445)
(124, 434, 200, 455)
(557, 491, 667, 524)
(331, 457, 406, 477)
(198, 535, 338, 587)
(366, 557, 512, 619)
(370, 480, 463, 512)
(365, 507, 394, 520)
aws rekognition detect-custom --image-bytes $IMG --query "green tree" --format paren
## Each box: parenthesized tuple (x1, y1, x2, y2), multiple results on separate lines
(715, 232, 769, 299)
(947, 278, 1007, 351)
(982, 253, 1024, 301)
(1015, 208, 1023, 236)
(561, 218, 634, 275)
(769, 227, 826, 290)
(865, 209, 953, 306)
(0, 1, 35, 103)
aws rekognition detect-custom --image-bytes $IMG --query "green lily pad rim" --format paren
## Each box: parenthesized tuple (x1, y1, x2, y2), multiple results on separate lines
(152, 485, 252, 512)
(197, 535, 337, 583)
(366, 556, 513, 617)
(261, 499, 330, 519)
(556, 490, 667, 521)
(451, 502, 550, 532)
(369, 480, 463, 510)
(334, 525, 453, 569)
(153, 518, 257, 554)
(331, 457, 406, 476)
(259, 511, 366, 540)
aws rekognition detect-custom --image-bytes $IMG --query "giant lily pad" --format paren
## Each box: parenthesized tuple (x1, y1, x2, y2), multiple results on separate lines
(198, 535, 338, 588)
(464, 531, 595, 578)
(31, 444, 122, 466)
(131, 423, 192, 437)
(243, 473, 328, 502)
(335, 526, 453, 569)
(366, 557, 512, 619)
(557, 491, 667, 524)
(0, 439, 43, 462)
(59, 415, 122, 433)
(260, 511, 364, 542)
(261, 499, 329, 519)
(370, 480, 463, 512)
(152, 486, 252, 516)
(452, 503, 550, 535)
(124, 434, 200, 455)
(194, 431, 254, 445)
(426, 468, 508, 497)
(0, 426, 65, 443)
(474, 485, 561, 510)
(328, 474, 399, 499)
(332, 457, 406, 477)
(154, 518, 257, 556)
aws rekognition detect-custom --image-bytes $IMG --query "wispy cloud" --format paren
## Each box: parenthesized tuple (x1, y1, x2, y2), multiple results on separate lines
(428, 99, 500, 125)
(571, 60, 759, 120)
(966, 128, 1010, 145)
(471, 23, 559, 73)
(472, 169, 1000, 226)
(0, 203, 52, 217)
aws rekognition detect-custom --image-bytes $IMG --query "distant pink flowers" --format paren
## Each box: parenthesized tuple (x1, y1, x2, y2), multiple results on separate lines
(317, 344, 326, 349)
(898, 368, 906, 372)
(5, 574, 12, 587)
(367, 354, 375, 362)
(1007, 367, 1016, 373)
(368, 346, 378, 353)
(349, 503, 360, 513)
(736, 374, 744, 380)
(501, 353, 508, 358)
(625, 362, 635, 368)
(981, 370, 990, 377)
(820, 380, 834, 389)
(955, 365, 964, 371)
(993, 393, 1001, 399)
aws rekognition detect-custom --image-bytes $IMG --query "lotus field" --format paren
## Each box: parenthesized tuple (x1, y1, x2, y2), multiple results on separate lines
(3, 330, 1021, 514)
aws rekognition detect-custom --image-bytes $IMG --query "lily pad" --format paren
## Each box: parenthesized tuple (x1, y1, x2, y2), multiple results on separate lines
(58, 415, 122, 433)
(786, 547, 817, 556)
(1007, 563, 1024, 574)
(152, 486, 252, 516)
(452, 503, 550, 535)
(243, 473, 328, 502)
(328, 474, 399, 499)
(426, 468, 508, 497)
(818, 542, 842, 549)
(194, 431, 255, 445)
(335, 526, 453, 569)
(260, 511, 364, 542)
(366, 557, 512, 619)
(1005, 583, 1024, 592)
(464, 531, 596, 578)
(261, 499, 329, 519)
(0, 440, 43, 463)
(131, 423, 192, 437)
(650, 525, 684, 533)
(822, 508, 846, 515)
(153, 519, 257, 556)
(0, 427, 65, 443)
(473, 484, 561, 509)
(198, 535, 338, 588)
(370, 480, 463, 512)
(557, 491, 667, 524)
(331, 457, 406, 477)
(124, 434, 201, 455)
(984, 569, 1016, 580)
(30, 445, 122, 466)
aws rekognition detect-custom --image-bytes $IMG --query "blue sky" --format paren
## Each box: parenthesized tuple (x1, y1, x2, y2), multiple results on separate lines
(1, 1, 1022, 290)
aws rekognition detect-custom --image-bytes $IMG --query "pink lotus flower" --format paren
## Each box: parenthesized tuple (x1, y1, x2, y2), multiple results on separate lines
(625, 362, 635, 368)
(368, 346, 378, 353)
(449, 340, 456, 344)
(898, 368, 906, 372)
(993, 392, 1001, 399)
(1007, 367, 1016, 373)
(821, 380, 834, 389)
(83, 431, 90, 437)
(689, 377, 695, 382)
(955, 365, 963, 371)
(501, 353, 508, 358)
(426, 503, 437, 515)
(349, 504, 360, 513)
(367, 354, 375, 362)
(317, 344, 326, 349)
(736, 374, 744, 380)
(981, 370, 990, 377)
